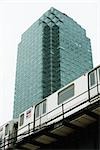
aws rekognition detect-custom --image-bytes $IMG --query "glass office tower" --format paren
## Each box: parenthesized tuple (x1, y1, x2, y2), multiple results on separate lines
(13, 7, 93, 118)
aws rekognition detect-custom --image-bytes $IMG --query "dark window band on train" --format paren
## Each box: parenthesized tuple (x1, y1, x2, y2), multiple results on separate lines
(98, 68, 100, 81)
(89, 71, 96, 87)
(20, 114, 24, 126)
(5, 124, 9, 136)
(58, 84, 74, 104)
(35, 105, 39, 118)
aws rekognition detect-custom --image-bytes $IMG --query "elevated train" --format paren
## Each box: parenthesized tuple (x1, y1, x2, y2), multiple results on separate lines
(0, 65, 100, 149)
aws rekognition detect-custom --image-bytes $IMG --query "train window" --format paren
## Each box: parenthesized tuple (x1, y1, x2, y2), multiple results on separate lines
(0, 136, 2, 144)
(42, 100, 46, 114)
(20, 114, 24, 126)
(35, 100, 46, 118)
(5, 124, 9, 136)
(89, 71, 96, 87)
(98, 68, 100, 81)
(58, 84, 74, 104)
(0, 127, 3, 132)
(35, 105, 40, 118)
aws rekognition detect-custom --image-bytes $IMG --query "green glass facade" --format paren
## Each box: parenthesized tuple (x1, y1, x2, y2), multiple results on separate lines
(13, 7, 93, 118)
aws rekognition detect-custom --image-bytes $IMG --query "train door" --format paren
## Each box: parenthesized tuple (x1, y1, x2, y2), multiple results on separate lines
(34, 99, 47, 129)
(88, 66, 100, 100)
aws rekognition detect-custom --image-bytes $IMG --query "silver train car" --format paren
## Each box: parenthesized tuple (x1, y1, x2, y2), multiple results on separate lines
(0, 65, 100, 149)
(17, 65, 100, 140)
(0, 120, 18, 149)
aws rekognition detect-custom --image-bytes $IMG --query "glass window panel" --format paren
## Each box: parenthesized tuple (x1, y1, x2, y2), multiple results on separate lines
(42, 100, 46, 114)
(20, 114, 24, 126)
(98, 68, 100, 82)
(0, 137, 2, 144)
(58, 84, 74, 104)
(5, 124, 9, 136)
(35, 105, 40, 118)
(89, 71, 96, 87)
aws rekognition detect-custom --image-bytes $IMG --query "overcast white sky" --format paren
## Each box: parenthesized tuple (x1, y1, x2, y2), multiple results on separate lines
(0, 0, 100, 126)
